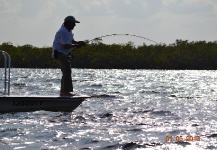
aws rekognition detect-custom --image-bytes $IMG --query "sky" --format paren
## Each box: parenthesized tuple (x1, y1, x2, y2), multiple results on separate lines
(0, 0, 217, 47)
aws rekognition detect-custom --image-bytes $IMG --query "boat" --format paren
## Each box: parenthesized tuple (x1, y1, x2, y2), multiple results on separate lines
(0, 95, 89, 113)
(0, 50, 90, 113)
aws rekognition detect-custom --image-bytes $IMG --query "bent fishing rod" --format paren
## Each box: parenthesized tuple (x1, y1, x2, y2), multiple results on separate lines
(86, 33, 161, 45)
(68, 34, 162, 60)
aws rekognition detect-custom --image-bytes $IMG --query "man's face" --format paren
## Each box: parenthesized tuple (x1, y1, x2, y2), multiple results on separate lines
(68, 21, 76, 30)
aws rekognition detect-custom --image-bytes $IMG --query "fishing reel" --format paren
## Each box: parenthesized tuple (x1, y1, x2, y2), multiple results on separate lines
(67, 42, 86, 60)
(67, 52, 74, 60)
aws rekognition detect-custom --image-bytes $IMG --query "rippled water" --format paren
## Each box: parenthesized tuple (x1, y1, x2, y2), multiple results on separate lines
(0, 68, 217, 150)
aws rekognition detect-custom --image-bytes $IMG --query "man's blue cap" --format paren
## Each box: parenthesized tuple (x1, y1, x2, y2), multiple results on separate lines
(64, 16, 80, 23)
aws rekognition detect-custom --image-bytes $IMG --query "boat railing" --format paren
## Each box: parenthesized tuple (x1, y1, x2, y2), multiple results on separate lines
(0, 50, 11, 96)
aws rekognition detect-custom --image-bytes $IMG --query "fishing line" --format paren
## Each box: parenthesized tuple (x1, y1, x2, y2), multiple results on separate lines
(87, 34, 160, 45)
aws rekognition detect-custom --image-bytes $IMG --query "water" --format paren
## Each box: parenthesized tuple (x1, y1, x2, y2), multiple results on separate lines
(0, 68, 217, 150)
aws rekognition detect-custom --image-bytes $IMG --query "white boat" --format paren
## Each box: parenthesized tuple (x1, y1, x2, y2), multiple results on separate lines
(0, 50, 89, 113)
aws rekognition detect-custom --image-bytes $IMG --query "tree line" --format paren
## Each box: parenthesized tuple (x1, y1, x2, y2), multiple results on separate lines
(0, 40, 217, 69)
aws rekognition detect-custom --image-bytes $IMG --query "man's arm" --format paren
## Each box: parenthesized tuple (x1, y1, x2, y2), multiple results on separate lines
(62, 40, 86, 49)
(62, 44, 77, 49)
(72, 40, 79, 45)
(72, 40, 86, 47)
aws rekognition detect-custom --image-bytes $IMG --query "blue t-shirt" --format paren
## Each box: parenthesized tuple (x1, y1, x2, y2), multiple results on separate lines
(52, 25, 74, 56)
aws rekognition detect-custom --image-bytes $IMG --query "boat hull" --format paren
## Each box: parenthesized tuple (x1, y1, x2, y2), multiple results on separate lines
(0, 96, 89, 113)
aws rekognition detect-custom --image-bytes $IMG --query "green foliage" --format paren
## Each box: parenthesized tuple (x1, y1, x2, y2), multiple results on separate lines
(0, 42, 58, 68)
(1, 40, 217, 69)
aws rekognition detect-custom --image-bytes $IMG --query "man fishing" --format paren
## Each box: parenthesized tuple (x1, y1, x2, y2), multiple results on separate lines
(52, 16, 86, 96)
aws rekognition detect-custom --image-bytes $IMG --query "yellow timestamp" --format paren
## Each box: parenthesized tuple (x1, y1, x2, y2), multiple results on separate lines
(165, 135, 200, 142)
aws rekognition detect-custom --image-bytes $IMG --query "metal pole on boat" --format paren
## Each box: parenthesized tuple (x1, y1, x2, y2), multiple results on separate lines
(4, 52, 7, 95)
(0, 50, 11, 96)
(5, 51, 11, 95)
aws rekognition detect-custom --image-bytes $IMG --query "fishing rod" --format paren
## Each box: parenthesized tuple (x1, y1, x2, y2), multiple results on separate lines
(86, 33, 160, 45)
(68, 34, 161, 60)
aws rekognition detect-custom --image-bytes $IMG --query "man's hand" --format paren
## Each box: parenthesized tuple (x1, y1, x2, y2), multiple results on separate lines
(78, 41, 86, 46)
(75, 41, 86, 49)
(72, 40, 86, 49)
(75, 44, 82, 49)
